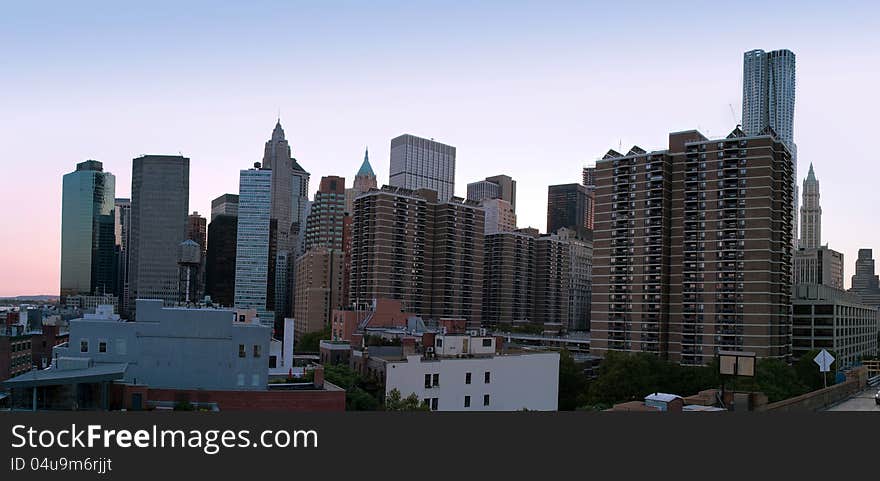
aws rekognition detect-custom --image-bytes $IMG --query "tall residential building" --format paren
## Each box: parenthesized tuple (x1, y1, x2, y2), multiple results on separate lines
(128, 155, 189, 317)
(792, 284, 878, 368)
(389, 134, 456, 202)
(483, 229, 537, 325)
(345, 148, 378, 215)
(114, 198, 131, 315)
(533, 235, 570, 327)
(233, 167, 273, 323)
(60, 160, 116, 300)
(547, 183, 589, 235)
(582, 166, 597, 231)
(293, 247, 344, 337)
(350, 186, 484, 323)
(799, 163, 820, 249)
(849, 249, 880, 307)
(211, 193, 239, 220)
(305, 176, 346, 251)
(591, 127, 794, 365)
(742, 49, 796, 147)
(467, 175, 517, 212)
(742, 48, 798, 249)
(205, 196, 238, 307)
(261, 121, 310, 324)
(793, 247, 844, 290)
(480, 198, 517, 235)
(555, 227, 593, 332)
(582, 166, 596, 190)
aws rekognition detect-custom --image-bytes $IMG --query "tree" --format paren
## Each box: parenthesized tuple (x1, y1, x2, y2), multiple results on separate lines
(323, 363, 383, 411)
(384, 389, 429, 411)
(295, 325, 331, 352)
(558, 349, 589, 410)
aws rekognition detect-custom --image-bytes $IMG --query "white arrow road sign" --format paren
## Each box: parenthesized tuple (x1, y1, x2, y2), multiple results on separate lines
(814, 349, 834, 373)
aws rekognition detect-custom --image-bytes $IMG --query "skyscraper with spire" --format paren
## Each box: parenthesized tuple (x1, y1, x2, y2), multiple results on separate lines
(799, 163, 820, 249)
(234, 121, 309, 329)
(345, 148, 377, 215)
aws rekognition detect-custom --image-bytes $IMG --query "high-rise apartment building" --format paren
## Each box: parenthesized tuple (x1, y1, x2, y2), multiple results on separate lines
(547, 183, 589, 235)
(849, 249, 880, 308)
(742, 49, 796, 146)
(234, 167, 273, 323)
(742, 48, 798, 249)
(583, 166, 597, 231)
(127, 155, 190, 317)
(483, 229, 537, 325)
(533, 235, 570, 327)
(480, 198, 516, 235)
(305, 176, 346, 251)
(799, 163, 820, 249)
(582, 166, 596, 190)
(482, 227, 581, 329)
(60, 160, 116, 300)
(345, 148, 377, 215)
(350, 186, 484, 323)
(205, 195, 238, 307)
(114, 198, 131, 316)
(591, 127, 794, 365)
(389, 134, 456, 202)
(555, 227, 592, 332)
(293, 247, 344, 337)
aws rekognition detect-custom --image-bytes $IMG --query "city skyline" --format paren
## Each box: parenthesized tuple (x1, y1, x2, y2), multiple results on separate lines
(2, 1, 880, 296)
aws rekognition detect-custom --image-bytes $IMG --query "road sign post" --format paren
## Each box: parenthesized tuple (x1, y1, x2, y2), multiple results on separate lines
(813, 349, 835, 389)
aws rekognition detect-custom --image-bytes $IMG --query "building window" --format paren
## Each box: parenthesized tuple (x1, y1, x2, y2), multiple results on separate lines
(237, 374, 245, 386)
(431, 398, 438, 411)
(269, 356, 277, 369)
(99, 341, 107, 353)
(424, 374, 431, 388)
(432, 373, 439, 387)
(80, 340, 88, 353)
(253, 345, 261, 358)
(252, 374, 260, 386)
(482, 338, 492, 347)
(484, 371, 491, 383)
(464, 396, 471, 408)
(483, 394, 490, 406)
(435, 338, 443, 348)
(239, 344, 246, 358)
(465, 372, 471, 384)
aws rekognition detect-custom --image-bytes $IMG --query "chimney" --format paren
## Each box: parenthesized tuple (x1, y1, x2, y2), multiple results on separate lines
(313, 365, 324, 389)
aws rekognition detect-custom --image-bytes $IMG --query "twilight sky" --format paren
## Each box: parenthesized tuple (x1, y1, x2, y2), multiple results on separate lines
(1, 0, 879, 296)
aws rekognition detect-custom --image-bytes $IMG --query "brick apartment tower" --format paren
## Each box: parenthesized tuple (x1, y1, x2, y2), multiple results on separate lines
(591, 127, 794, 365)
(350, 186, 484, 323)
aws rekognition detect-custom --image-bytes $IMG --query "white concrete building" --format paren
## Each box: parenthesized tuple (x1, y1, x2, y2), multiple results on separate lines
(384, 334, 559, 411)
